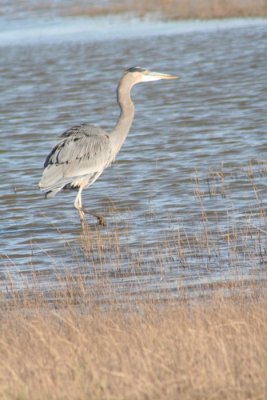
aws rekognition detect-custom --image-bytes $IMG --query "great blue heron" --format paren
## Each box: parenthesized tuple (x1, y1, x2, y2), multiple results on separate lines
(38, 67, 177, 225)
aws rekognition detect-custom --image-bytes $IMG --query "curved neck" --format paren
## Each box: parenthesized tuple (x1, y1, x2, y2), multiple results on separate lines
(109, 74, 136, 156)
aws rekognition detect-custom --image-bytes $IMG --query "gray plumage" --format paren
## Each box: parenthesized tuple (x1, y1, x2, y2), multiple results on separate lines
(39, 67, 177, 225)
(41, 124, 112, 197)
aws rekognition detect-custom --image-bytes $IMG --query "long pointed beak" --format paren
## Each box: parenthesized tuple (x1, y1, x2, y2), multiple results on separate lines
(150, 71, 178, 80)
(142, 70, 178, 82)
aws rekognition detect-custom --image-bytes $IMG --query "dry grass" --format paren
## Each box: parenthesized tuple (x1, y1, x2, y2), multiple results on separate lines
(0, 234, 266, 399)
(64, 0, 267, 19)
(1, 164, 266, 399)
(0, 290, 266, 400)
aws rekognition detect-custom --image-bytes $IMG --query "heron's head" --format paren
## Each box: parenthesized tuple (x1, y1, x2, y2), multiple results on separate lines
(125, 66, 178, 83)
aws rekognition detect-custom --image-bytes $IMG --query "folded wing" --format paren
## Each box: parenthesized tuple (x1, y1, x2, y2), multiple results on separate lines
(39, 124, 112, 195)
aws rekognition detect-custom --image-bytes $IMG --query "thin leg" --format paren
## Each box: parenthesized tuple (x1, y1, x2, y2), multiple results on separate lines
(74, 187, 105, 226)
(74, 187, 85, 224)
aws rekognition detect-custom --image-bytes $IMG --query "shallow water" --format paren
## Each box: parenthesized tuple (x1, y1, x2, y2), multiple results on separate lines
(0, 15, 267, 301)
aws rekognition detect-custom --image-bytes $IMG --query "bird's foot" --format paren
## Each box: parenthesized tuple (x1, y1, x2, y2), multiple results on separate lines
(94, 214, 106, 226)
(80, 208, 106, 226)
(90, 212, 106, 226)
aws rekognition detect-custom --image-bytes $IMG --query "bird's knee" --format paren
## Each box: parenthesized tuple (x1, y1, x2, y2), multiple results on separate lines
(74, 197, 82, 210)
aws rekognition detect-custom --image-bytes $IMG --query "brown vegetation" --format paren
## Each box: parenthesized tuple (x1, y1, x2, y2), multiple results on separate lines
(0, 272, 266, 400)
(65, 0, 267, 19)
(1, 165, 266, 399)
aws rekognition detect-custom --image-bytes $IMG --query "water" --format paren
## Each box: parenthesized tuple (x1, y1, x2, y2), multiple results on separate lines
(0, 14, 267, 301)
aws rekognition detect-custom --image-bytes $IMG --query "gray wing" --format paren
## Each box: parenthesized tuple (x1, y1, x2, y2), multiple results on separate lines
(39, 124, 112, 192)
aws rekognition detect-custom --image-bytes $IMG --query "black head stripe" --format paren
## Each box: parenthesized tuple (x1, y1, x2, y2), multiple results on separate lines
(126, 66, 147, 73)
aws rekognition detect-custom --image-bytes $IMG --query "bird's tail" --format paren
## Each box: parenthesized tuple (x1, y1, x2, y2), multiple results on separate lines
(44, 188, 62, 198)
(38, 165, 72, 198)
(39, 178, 71, 199)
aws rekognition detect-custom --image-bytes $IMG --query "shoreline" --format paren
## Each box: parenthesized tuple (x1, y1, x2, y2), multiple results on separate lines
(1, 16, 267, 47)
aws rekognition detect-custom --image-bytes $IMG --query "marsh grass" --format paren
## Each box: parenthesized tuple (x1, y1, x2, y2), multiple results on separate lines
(1, 215, 266, 398)
(1, 163, 266, 399)
(64, 0, 267, 19)
(0, 286, 266, 400)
